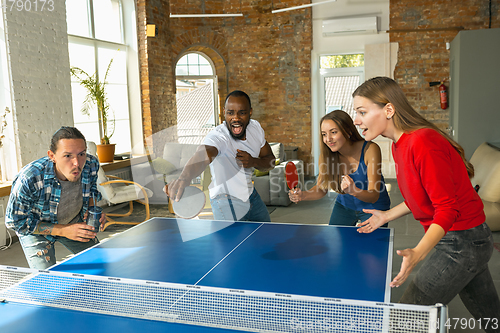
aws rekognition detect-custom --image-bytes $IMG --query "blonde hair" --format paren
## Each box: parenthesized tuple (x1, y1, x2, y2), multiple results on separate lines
(317, 110, 364, 193)
(352, 77, 474, 177)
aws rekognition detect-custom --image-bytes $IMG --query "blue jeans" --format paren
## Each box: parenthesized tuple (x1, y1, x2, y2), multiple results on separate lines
(210, 188, 271, 222)
(329, 200, 373, 226)
(19, 233, 99, 270)
(400, 222, 499, 333)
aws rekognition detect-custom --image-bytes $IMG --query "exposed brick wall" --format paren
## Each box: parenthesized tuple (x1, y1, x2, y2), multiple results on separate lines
(138, 0, 313, 169)
(136, 1, 152, 150)
(170, 33, 229, 117)
(390, 0, 500, 130)
(4, 2, 73, 165)
(137, 0, 177, 157)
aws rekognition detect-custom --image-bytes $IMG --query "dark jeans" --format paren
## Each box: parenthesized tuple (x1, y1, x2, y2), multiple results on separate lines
(400, 222, 500, 333)
(329, 200, 388, 227)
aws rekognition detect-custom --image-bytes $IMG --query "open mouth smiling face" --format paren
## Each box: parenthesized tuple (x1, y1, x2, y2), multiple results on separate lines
(231, 122, 244, 137)
(224, 95, 252, 140)
(353, 96, 389, 142)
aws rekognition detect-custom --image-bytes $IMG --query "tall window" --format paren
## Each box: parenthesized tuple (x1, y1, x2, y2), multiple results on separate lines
(320, 53, 364, 119)
(175, 53, 218, 144)
(320, 54, 364, 69)
(0, 15, 15, 181)
(66, 0, 131, 153)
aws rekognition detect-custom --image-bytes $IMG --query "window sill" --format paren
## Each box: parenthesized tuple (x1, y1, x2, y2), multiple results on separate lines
(0, 155, 150, 198)
(0, 181, 12, 197)
(100, 154, 150, 172)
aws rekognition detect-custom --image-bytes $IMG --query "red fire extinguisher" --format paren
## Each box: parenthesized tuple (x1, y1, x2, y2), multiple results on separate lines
(439, 82, 448, 109)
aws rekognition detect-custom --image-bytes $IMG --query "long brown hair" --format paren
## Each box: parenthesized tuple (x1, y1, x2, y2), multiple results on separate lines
(352, 77, 474, 177)
(318, 110, 364, 193)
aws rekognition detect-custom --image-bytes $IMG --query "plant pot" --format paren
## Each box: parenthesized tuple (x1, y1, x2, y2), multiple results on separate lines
(96, 143, 116, 163)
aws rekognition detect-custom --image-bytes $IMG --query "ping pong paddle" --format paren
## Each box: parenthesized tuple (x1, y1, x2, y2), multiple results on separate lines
(285, 161, 299, 192)
(171, 186, 206, 219)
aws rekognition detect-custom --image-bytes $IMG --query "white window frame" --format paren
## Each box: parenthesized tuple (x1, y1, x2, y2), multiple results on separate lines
(175, 52, 219, 127)
(0, 14, 17, 181)
(311, 53, 364, 176)
(67, 0, 141, 154)
(319, 66, 364, 118)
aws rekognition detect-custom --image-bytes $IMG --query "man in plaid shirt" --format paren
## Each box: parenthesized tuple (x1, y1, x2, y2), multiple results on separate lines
(6, 127, 105, 269)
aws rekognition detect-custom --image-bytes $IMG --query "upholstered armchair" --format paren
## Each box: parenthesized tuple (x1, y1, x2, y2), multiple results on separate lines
(470, 142, 500, 231)
(137, 142, 211, 209)
(252, 142, 304, 206)
(87, 142, 153, 230)
(134, 142, 303, 208)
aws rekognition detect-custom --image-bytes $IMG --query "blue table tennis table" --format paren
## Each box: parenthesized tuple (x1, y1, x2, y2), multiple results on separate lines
(1, 218, 431, 333)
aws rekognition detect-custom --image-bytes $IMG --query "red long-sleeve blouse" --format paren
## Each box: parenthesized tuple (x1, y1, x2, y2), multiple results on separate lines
(392, 128, 485, 233)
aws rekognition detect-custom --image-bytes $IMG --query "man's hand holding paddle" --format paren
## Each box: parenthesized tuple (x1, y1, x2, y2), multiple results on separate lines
(164, 178, 206, 219)
(164, 145, 217, 203)
(164, 177, 189, 203)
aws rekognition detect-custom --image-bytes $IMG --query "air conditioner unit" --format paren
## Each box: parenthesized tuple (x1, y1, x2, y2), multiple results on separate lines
(322, 16, 378, 36)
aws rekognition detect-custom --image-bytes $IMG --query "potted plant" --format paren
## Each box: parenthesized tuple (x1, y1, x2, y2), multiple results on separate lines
(70, 57, 116, 162)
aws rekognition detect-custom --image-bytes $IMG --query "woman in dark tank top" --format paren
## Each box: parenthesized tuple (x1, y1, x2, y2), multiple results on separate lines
(289, 110, 391, 226)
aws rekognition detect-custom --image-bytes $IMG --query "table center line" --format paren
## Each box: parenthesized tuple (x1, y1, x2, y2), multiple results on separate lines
(166, 223, 265, 311)
(194, 223, 264, 286)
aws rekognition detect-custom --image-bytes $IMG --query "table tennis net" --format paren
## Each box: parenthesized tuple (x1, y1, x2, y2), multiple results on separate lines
(0, 265, 446, 333)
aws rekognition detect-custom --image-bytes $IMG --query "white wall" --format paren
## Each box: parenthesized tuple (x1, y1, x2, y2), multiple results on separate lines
(312, 0, 390, 54)
(123, 0, 145, 155)
(1, 2, 73, 242)
(310, 0, 391, 174)
(0, 13, 16, 182)
(3, 2, 74, 166)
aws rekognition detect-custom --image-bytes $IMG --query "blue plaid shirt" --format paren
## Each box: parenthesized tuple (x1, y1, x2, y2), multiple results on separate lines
(6, 155, 101, 241)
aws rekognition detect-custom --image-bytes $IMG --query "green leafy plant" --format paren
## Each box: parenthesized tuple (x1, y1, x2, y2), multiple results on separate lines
(70, 58, 115, 145)
(320, 54, 364, 69)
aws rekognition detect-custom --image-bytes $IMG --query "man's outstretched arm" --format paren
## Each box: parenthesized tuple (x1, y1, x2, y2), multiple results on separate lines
(166, 145, 218, 202)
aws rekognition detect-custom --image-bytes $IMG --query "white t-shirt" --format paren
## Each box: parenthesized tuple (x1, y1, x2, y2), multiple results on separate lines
(203, 119, 266, 202)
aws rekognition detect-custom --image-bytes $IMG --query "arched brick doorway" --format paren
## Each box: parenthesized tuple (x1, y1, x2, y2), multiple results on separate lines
(174, 45, 228, 125)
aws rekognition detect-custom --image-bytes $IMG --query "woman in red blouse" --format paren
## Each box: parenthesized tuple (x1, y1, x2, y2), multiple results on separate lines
(352, 77, 499, 331)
